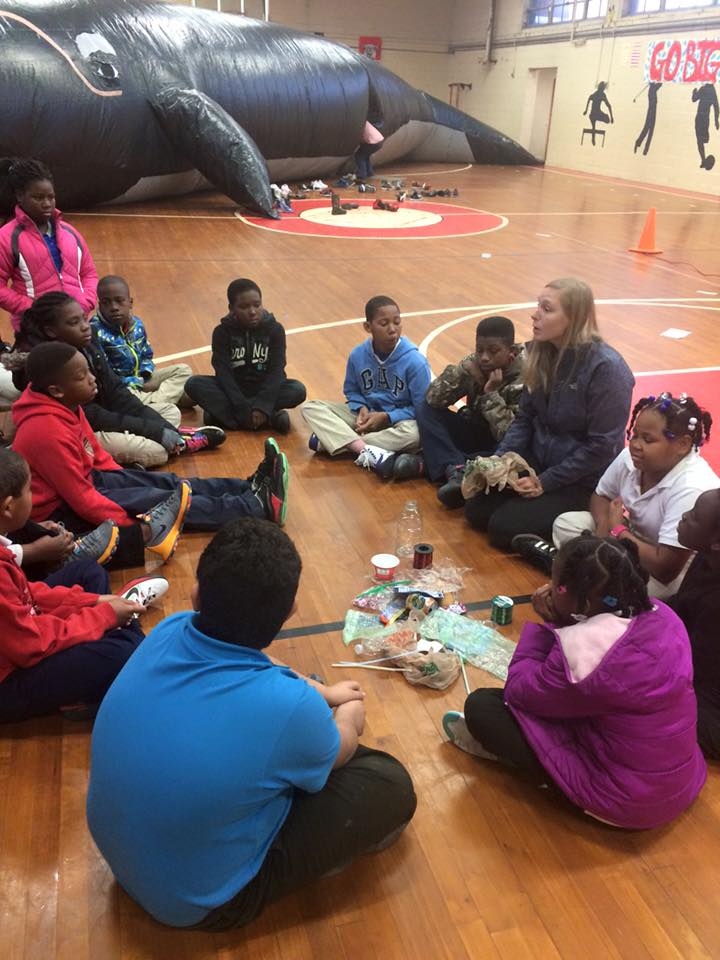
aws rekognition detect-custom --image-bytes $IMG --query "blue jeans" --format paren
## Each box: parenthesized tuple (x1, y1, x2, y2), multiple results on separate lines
(0, 561, 143, 723)
(93, 469, 264, 529)
(416, 400, 495, 482)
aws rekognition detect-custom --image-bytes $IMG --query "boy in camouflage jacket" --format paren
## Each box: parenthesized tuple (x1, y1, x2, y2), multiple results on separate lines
(392, 316, 525, 502)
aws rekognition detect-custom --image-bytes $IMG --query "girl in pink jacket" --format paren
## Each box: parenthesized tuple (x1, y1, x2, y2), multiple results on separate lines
(444, 535, 706, 829)
(0, 158, 97, 331)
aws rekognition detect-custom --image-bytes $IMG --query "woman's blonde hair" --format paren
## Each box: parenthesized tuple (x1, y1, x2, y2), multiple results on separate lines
(524, 277, 601, 392)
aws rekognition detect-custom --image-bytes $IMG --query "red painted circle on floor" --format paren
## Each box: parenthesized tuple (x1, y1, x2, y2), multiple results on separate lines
(238, 197, 507, 240)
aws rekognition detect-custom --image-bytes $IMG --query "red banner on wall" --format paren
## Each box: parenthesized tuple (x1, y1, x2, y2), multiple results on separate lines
(359, 36, 382, 61)
(646, 39, 720, 83)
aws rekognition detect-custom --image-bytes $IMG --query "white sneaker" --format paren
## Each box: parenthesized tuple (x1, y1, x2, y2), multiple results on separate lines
(354, 444, 392, 471)
(118, 575, 169, 607)
(442, 711, 499, 760)
(311, 179, 328, 190)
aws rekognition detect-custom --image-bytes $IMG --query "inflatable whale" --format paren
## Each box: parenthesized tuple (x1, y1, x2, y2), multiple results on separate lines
(0, 0, 538, 216)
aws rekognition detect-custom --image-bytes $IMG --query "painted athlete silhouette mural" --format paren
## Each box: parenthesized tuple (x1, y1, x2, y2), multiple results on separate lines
(582, 82, 614, 146)
(692, 84, 719, 171)
(634, 83, 662, 156)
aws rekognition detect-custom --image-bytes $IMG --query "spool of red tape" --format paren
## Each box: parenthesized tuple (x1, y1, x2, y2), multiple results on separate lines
(413, 543, 434, 569)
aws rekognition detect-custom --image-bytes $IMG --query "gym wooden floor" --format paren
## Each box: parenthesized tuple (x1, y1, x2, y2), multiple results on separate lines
(2, 163, 720, 960)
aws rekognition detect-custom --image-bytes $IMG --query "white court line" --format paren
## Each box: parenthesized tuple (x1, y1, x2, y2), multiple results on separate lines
(155, 296, 720, 364)
(71, 212, 235, 220)
(536, 165, 720, 204)
(635, 365, 720, 376)
(417, 298, 720, 358)
(501, 210, 720, 216)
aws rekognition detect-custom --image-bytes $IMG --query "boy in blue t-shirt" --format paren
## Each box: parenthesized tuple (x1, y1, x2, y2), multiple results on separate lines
(302, 295, 431, 477)
(87, 517, 416, 930)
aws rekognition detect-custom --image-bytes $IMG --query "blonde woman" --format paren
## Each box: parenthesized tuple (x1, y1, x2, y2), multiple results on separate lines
(464, 277, 634, 549)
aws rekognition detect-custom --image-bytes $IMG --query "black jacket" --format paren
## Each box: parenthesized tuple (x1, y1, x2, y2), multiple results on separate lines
(11, 332, 175, 444)
(211, 311, 287, 416)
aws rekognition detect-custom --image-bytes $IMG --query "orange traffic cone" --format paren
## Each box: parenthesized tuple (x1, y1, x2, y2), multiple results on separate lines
(629, 207, 662, 255)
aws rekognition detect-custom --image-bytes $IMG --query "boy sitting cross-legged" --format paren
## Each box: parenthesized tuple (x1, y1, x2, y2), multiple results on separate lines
(91, 275, 194, 416)
(0, 447, 153, 724)
(87, 517, 417, 930)
(184, 278, 306, 436)
(302, 295, 431, 477)
(393, 315, 525, 497)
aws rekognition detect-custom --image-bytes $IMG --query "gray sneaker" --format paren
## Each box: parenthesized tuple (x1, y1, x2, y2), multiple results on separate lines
(64, 520, 119, 566)
(141, 481, 192, 562)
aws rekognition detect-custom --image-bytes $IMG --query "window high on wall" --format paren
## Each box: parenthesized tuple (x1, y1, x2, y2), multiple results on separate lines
(629, 0, 716, 9)
(526, 0, 609, 26)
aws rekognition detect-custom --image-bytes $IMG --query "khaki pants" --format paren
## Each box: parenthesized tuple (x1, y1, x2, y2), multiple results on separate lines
(129, 364, 193, 423)
(301, 400, 420, 456)
(95, 431, 169, 469)
(552, 510, 691, 599)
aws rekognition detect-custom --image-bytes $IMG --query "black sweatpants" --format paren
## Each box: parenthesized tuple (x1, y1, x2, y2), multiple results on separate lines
(464, 483, 593, 549)
(191, 745, 417, 931)
(463, 688, 549, 785)
(184, 376, 306, 431)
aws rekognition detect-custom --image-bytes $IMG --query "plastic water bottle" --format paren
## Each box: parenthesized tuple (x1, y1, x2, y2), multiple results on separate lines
(395, 500, 422, 558)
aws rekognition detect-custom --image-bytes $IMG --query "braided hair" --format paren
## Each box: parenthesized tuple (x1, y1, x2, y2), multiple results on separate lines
(627, 392, 712, 449)
(18, 292, 77, 349)
(554, 534, 652, 620)
(0, 157, 54, 221)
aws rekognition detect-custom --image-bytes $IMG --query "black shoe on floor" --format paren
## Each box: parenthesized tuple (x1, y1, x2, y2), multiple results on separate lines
(269, 410, 291, 434)
(437, 467, 464, 509)
(393, 454, 425, 480)
(511, 534, 557, 575)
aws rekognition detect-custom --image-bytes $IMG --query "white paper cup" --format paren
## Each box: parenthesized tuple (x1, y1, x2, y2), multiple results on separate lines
(371, 553, 400, 582)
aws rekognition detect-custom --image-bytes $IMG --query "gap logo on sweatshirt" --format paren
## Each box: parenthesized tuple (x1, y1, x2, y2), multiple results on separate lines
(359, 368, 405, 396)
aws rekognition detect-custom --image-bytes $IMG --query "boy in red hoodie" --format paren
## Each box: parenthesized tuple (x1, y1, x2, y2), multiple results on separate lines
(12, 343, 290, 569)
(0, 447, 146, 723)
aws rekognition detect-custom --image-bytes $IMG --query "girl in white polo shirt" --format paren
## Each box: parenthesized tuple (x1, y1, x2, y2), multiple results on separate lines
(515, 393, 718, 598)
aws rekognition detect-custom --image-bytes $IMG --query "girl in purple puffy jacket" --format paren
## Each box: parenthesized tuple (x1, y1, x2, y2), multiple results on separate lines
(443, 535, 706, 829)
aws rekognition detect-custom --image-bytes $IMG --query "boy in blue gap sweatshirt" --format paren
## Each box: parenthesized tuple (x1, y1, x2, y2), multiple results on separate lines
(302, 296, 431, 477)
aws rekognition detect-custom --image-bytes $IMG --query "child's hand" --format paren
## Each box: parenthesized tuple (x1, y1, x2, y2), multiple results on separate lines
(461, 355, 485, 382)
(532, 584, 557, 622)
(514, 475, 543, 498)
(323, 680, 366, 707)
(483, 368, 504, 393)
(608, 496, 625, 528)
(21, 530, 75, 565)
(105, 597, 146, 625)
(357, 411, 390, 434)
(355, 406, 371, 430)
(335, 698, 366, 736)
(250, 409, 268, 430)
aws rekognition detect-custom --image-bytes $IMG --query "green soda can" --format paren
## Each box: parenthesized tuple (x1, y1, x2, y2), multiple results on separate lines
(491, 595, 513, 626)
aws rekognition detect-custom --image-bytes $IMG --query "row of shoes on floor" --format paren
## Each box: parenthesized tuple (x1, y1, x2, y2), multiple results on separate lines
(271, 178, 460, 213)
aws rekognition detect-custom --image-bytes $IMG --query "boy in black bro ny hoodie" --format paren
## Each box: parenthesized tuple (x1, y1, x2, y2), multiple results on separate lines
(184, 279, 306, 435)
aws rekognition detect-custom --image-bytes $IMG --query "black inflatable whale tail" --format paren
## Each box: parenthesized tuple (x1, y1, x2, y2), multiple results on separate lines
(423, 95, 539, 165)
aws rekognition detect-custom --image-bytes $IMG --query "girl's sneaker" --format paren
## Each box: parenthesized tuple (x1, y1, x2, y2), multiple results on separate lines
(179, 426, 226, 453)
(442, 711, 499, 760)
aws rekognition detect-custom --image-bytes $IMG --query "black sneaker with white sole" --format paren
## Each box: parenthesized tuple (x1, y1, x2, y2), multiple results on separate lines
(511, 533, 557, 575)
